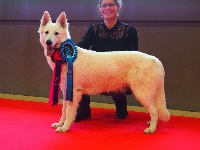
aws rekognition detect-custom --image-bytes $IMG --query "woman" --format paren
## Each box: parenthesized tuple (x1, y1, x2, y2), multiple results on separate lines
(75, 0, 138, 121)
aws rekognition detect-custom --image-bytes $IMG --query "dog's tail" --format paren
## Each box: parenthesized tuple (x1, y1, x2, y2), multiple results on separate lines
(156, 88, 170, 122)
(158, 101, 170, 122)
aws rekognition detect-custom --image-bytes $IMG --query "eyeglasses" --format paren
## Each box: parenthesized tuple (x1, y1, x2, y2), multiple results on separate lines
(100, 3, 117, 8)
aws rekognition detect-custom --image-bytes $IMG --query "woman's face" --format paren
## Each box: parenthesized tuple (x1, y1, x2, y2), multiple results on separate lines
(99, 0, 120, 21)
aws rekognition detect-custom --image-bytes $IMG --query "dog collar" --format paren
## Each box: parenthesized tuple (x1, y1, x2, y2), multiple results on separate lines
(49, 39, 78, 106)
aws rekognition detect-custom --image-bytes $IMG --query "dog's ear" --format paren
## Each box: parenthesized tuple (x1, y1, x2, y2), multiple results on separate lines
(56, 12, 67, 29)
(40, 11, 52, 28)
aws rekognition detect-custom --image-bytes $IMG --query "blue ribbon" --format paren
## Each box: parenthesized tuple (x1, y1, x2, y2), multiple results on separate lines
(66, 54, 73, 101)
(60, 39, 78, 102)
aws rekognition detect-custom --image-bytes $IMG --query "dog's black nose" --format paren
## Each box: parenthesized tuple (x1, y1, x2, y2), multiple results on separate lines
(46, 40, 52, 46)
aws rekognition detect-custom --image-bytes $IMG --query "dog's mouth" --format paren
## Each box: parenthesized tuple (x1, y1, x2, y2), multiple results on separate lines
(47, 43, 57, 56)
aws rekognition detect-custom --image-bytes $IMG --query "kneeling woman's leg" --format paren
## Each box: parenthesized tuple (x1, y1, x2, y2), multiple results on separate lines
(75, 95, 91, 122)
(112, 93, 128, 119)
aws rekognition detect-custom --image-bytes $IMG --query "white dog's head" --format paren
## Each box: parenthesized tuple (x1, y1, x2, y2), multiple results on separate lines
(38, 11, 71, 57)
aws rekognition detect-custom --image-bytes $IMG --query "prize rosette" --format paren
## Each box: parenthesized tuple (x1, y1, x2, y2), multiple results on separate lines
(49, 39, 78, 106)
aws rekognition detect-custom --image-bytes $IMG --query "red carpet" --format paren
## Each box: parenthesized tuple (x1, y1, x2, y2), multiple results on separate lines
(0, 98, 200, 150)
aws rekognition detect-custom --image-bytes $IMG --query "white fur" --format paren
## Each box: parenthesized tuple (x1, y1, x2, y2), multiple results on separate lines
(38, 11, 170, 134)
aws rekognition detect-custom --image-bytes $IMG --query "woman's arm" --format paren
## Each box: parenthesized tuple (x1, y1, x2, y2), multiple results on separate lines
(126, 26, 138, 51)
(77, 24, 94, 49)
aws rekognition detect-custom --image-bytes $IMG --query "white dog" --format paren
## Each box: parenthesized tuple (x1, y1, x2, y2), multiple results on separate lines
(38, 11, 170, 134)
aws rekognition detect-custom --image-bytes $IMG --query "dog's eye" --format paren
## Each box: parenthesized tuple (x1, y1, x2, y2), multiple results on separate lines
(55, 32, 59, 35)
(45, 31, 49, 34)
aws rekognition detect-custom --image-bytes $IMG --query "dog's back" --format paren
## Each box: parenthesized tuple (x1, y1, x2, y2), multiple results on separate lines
(72, 48, 164, 94)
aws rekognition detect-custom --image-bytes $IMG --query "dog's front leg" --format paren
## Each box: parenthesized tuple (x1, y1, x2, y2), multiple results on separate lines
(51, 100, 67, 129)
(55, 101, 77, 132)
(56, 89, 82, 132)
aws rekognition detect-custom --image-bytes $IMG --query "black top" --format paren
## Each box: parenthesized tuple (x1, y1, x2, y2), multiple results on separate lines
(77, 20, 138, 52)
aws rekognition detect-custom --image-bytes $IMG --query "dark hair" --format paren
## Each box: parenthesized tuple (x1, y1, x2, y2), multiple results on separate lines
(98, 0, 123, 6)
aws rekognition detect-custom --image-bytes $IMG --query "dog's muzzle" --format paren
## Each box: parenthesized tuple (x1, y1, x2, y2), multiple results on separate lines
(46, 40, 57, 56)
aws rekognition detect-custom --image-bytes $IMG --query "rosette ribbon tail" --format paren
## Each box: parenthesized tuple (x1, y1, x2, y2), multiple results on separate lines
(48, 61, 62, 106)
(66, 55, 73, 102)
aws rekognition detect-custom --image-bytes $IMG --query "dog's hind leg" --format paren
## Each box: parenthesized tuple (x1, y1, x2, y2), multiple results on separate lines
(139, 99, 158, 134)
(51, 100, 67, 129)
(130, 82, 158, 133)
(134, 92, 158, 133)
(143, 105, 158, 134)
(56, 88, 82, 132)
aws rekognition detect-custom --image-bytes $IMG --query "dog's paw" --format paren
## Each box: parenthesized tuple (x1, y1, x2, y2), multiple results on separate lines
(144, 127, 156, 134)
(51, 123, 64, 129)
(55, 126, 69, 132)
